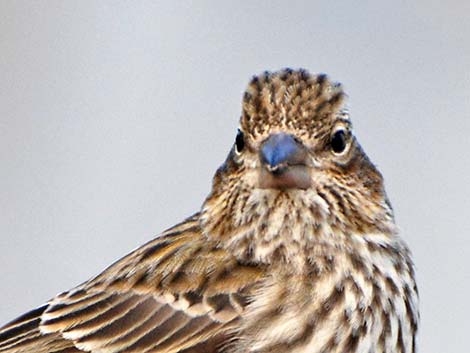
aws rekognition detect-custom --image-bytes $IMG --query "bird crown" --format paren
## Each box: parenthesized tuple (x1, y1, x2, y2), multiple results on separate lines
(240, 68, 348, 142)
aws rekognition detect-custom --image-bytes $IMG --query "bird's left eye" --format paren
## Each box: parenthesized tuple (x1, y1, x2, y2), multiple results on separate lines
(235, 129, 245, 154)
(330, 129, 348, 154)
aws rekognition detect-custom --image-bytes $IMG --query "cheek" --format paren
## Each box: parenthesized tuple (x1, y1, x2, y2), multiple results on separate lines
(309, 155, 324, 169)
(239, 152, 261, 172)
(242, 168, 260, 187)
(311, 168, 347, 192)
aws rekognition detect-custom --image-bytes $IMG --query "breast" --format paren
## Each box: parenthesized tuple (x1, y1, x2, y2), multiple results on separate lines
(234, 234, 419, 353)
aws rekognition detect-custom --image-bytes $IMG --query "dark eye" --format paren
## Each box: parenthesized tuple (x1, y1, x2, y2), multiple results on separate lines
(330, 129, 347, 154)
(235, 129, 245, 153)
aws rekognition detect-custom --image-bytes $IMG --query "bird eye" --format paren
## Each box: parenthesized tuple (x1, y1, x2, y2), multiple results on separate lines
(330, 129, 348, 154)
(235, 129, 245, 154)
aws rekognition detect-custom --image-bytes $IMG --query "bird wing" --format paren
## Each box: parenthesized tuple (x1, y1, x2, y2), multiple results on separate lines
(0, 215, 265, 353)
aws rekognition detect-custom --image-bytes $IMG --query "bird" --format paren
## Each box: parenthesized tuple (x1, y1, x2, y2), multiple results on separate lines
(0, 68, 419, 353)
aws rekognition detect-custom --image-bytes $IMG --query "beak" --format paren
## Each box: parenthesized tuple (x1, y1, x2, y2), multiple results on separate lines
(258, 133, 311, 190)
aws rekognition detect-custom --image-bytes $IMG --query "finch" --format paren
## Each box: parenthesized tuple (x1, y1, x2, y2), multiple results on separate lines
(0, 69, 418, 353)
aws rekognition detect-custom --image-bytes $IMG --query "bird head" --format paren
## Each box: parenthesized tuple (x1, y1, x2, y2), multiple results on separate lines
(201, 69, 395, 263)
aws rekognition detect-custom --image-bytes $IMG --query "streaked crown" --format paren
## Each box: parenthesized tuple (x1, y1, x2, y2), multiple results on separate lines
(240, 69, 347, 142)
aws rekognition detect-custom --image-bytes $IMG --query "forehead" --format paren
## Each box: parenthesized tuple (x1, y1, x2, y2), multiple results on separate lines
(240, 69, 349, 142)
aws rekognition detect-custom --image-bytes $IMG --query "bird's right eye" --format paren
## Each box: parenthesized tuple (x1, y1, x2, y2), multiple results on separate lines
(235, 129, 245, 154)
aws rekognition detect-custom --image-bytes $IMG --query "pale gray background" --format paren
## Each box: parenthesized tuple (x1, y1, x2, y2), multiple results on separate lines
(0, 1, 468, 352)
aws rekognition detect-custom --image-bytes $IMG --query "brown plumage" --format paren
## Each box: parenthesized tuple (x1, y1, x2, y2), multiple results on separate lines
(0, 69, 419, 353)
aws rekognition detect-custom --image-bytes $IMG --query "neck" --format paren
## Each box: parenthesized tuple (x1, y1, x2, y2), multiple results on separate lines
(200, 188, 397, 269)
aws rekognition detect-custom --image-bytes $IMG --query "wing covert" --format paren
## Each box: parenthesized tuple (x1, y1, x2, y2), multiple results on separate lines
(26, 216, 265, 353)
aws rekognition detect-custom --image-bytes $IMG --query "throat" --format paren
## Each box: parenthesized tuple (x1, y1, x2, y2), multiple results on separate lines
(201, 189, 336, 266)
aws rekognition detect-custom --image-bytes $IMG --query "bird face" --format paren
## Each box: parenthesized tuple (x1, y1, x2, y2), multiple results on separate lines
(224, 70, 363, 198)
(202, 69, 394, 263)
(232, 118, 354, 192)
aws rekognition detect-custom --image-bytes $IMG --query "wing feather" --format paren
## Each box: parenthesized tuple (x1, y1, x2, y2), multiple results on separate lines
(0, 214, 265, 353)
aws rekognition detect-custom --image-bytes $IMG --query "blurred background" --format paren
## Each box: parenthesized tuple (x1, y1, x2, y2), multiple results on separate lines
(1, 1, 469, 352)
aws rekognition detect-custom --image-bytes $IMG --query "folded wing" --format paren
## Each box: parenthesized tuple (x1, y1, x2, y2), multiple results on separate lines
(0, 215, 264, 353)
